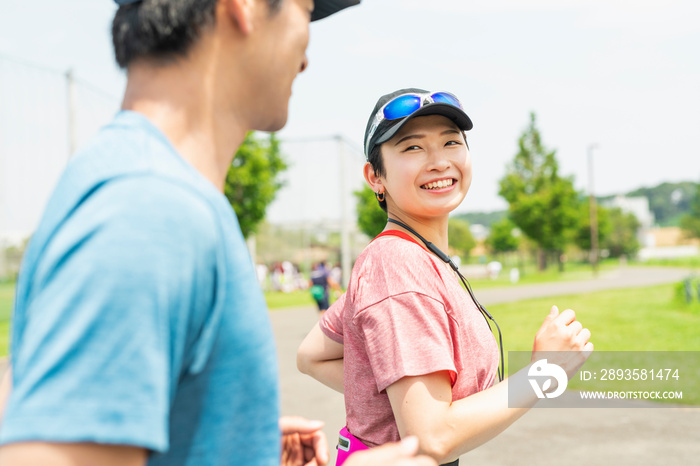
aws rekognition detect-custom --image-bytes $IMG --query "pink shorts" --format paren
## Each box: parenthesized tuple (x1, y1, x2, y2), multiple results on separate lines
(336, 426, 369, 466)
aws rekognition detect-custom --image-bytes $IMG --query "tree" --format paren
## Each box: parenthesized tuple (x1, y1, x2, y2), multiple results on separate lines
(498, 113, 581, 271)
(448, 218, 476, 260)
(680, 183, 700, 239)
(485, 217, 520, 255)
(224, 132, 287, 238)
(354, 185, 387, 238)
(603, 207, 641, 258)
(452, 210, 507, 228)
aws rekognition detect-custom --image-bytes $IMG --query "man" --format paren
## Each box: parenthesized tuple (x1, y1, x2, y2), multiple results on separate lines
(0, 1, 435, 465)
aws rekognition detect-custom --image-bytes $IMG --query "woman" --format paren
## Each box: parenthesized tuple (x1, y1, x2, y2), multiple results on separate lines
(297, 88, 593, 465)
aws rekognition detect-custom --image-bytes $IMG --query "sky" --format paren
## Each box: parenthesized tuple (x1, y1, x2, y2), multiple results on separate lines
(1, 0, 699, 238)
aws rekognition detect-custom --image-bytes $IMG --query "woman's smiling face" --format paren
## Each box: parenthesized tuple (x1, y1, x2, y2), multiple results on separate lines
(376, 114, 472, 221)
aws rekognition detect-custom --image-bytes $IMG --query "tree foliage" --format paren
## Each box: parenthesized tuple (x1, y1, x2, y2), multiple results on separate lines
(452, 210, 507, 228)
(354, 185, 387, 238)
(486, 217, 520, 254)
(448, 218, 476, 259)
(626, 181, 698, 226)
(224, 132, 287, 238)
(498, 113, 581, 269)
(680, 183, 700, 239)
(603, 207, 641, 257)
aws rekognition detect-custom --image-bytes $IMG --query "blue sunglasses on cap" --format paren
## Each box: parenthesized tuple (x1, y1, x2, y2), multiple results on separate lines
(365, 91, 463, 151)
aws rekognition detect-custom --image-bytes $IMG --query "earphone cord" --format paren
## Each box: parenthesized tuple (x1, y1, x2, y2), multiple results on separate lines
(387, 218, 505, 382)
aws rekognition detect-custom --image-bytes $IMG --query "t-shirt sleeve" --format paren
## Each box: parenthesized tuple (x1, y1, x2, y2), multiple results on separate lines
(355, 291, 457, 393)
(0, 178, 218, 452)
(319, 292, 346, 344)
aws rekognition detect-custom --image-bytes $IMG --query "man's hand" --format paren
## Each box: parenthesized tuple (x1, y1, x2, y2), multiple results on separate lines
(345, 437, 437, 466)
(280, 416, 329, 466)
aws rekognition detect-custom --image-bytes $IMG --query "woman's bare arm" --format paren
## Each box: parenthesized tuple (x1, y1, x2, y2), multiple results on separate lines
(297, 323, 345, 393)
(386, 306, 593, 463)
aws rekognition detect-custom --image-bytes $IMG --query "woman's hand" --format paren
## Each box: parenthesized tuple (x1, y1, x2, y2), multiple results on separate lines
(532, 305, 594, 379)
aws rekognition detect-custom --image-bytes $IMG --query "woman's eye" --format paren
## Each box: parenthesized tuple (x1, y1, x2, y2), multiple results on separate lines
(403, 145, 421, 151)
(446, 140, 462, 146)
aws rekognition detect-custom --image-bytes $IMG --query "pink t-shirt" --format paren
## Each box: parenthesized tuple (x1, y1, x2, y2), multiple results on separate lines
(320, 231, 499, 447)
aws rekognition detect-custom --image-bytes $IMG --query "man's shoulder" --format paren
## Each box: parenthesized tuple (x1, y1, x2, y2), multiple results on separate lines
(44, 113, 226, 246)
(90, 175, 221, 234)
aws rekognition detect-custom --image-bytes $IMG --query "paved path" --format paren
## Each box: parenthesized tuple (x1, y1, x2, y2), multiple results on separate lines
(475, 265, 694, 305)
(274, 266, 700, 465)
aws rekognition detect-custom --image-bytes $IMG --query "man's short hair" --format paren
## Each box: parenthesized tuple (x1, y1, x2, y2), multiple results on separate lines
(112, 0, 283, 69)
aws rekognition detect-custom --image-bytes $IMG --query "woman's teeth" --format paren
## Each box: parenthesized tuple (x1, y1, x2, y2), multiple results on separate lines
(422, 179, 454, 190)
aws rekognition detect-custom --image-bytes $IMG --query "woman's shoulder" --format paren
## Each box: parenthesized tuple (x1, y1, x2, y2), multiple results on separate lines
(364, 234, 434, 264)
(349, 235, 446, 310)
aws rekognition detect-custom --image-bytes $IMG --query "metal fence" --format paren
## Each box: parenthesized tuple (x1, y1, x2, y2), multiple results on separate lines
(0, 54, 370, 282)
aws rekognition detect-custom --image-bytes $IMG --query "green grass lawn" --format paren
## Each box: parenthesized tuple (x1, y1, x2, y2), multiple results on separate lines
(632, 256, 700, 269)
(265, 289, 319, 309)
(490, 284, 700, 405)
(2, 279, 698, 404)
(490, 283, 700, 353)
(0, 282, 14, 356)
(3, 282, 697, 352)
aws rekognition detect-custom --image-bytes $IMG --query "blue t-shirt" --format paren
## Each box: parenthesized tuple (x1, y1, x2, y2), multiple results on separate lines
(0, 111, 281, 465)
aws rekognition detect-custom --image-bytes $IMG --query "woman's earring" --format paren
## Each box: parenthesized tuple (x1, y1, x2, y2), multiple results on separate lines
(375, 191, 385, 202)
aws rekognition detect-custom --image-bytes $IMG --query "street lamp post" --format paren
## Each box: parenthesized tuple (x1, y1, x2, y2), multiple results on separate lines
(588, 144, 599, 276)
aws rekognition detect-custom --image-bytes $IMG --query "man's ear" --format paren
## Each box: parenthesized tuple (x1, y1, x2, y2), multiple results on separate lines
(363, 162, 383, 193)
(223, 0, 257, 35)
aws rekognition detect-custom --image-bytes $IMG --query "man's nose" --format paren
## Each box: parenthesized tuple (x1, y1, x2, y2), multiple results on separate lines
(299, 55, 309, 73)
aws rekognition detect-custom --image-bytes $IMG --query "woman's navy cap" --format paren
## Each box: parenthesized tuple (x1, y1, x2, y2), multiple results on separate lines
(113, 0, 360, 22)
(364, 88, 473, 159)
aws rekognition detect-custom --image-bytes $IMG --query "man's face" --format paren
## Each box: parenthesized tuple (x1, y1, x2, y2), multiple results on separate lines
(247, 0, 313, 132)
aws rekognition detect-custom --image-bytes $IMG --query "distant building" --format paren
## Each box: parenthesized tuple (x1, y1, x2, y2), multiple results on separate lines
(638, 227, 700, 260)
(645, 227, 699, 248)
(604, 195, 655, 230)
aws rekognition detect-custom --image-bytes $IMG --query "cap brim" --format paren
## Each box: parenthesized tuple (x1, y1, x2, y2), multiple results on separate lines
(374, 103, 474, 146)
(311, 0, 361, 21)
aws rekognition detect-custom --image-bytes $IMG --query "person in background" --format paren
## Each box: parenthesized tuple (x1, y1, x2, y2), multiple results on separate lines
(0, 2, 435, 465)
(310, 262, 341, 315)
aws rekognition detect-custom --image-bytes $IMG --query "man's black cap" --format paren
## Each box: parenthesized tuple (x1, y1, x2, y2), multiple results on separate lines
(113, 0, 361, 22)
(364, 88, 473, 159)
(311, 0, 360, 21)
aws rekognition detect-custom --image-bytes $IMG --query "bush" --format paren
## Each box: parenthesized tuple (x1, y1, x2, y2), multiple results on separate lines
(673, 277, 700, 312)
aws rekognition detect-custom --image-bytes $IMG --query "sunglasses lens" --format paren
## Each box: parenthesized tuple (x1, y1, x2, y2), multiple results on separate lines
(383, 95, 422, 120)
(431, 92, 462, 108)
